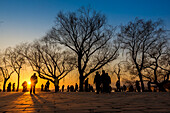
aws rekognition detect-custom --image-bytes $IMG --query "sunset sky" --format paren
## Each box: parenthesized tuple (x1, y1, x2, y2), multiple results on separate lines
(0, 0, 170, 89)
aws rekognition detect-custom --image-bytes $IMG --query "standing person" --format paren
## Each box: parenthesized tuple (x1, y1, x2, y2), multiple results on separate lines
(67, 85, 70, 92)
(74, 83, 78, 92)
(105, 73, 111, 93)
(123, 85, 127, 92)
(136, 80, 140, 92)
(116, 80, 120, 92)
(147, 81, 152, 92)
(129, 85, 134, 92)
(94, 71, 101, 94)
(100, 70, 106, 93)
(62, 85, 64, 92)
(41, 84, 44, 91)
(12, 83, 15, 91)
(45, 80, 50, 91)
(22, 81, 28, 92)
(55, 78, 59, 92)
(30, 73, 38, 94)
(7, 82, 12, 92)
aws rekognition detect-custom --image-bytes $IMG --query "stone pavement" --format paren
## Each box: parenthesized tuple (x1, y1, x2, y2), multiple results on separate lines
(0, 91, 170, 113)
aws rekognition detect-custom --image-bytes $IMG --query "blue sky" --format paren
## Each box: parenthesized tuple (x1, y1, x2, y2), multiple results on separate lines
(0, 0, 170, 49)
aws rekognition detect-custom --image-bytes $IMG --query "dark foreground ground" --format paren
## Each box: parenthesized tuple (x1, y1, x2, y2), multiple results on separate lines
(0, 91, 170, 113)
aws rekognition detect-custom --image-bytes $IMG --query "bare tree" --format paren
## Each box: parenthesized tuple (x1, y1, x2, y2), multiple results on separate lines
(21, 41, 76, 92)
(143, 39, 170, 91)
(45, 7, 119, 91)
(112, 61, 129, 81)
(0, 49, 14, 92)
(118, 18, 166, 92)
(5, 46, 25, 91)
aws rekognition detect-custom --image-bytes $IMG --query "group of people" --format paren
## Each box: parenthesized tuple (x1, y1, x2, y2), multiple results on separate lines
(94, 70, 111, 94)
(41, 80, 50, 92)
(115, 80, 154, 92)
(5, 71, 163, 93)
(7, 82, 15, 92)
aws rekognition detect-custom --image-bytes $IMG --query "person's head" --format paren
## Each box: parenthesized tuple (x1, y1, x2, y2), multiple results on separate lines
(96, 71, 99, 75)
(33, 73, 36, 76)
(102, 70, 105, 74)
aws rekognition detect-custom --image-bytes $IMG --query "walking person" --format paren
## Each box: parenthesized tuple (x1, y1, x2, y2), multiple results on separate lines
(74, 83, 78, 92)
(116, 80, 120, 92)
(136, 80, 140, 92)
(12, 83, 15, 91)
(30, 73, 38, 94)
(94, 71, 101, 94)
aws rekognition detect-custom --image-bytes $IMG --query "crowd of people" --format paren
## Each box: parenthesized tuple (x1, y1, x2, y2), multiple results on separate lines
(2, 71, 169, 94)
(94, 70, 111, 94)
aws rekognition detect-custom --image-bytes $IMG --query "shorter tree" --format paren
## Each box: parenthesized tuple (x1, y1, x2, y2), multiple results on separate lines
(21, 41, 76, 92)
(5, 46, 25, 91)
(143, 39, 170, 91)
(0, 50, 14, 92)
(118, 18, 166, 92)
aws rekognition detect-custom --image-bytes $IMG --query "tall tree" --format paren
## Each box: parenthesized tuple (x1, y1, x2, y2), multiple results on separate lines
(5, 46, 25, 91)
(144, 39, 170, 91)
(118, 18, 166, 92)
(45, 7, 119, 91)
(0, 49, 14, 92)
(21, 41, 75, 92)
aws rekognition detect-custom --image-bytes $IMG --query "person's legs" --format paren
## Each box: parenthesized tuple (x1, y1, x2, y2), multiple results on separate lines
(33, 85, 35, 94)
(30, 85, 32, 94)
(96, 84, 100, 94)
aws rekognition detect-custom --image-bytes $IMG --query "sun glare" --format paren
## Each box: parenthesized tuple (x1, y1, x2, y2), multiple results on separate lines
(28, 81, 31, 85)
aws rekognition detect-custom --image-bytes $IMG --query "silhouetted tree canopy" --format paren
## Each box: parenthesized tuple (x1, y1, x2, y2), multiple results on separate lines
(45, 7, 119, 91)
(0, 48, 15, 92)
(5, 46, 25, 91)
(118, 18, 169, 91)
(20, 40, 76, 90)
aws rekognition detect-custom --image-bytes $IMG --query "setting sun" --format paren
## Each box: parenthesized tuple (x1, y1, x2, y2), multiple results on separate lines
(28, 82, 31, 85)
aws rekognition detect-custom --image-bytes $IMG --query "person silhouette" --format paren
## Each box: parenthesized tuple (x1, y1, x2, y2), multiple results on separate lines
(22, 81, 27, 92)
(123, 85, 127, 92)
(70, 85, 74, 92)
(12, 83, 15, 91)
(55, 78, 59, 92)
(41, 84, 44, 91)
(101, 71, 111, 93)
(129, 85, 134, 92)
(116, 80, 120, 92)
(94, 71, 101, 94)
(67, 85, 70, 92)
(45, 80, 50, 91)
(7, 82, 11, 92)
(147, 81, 152, 92)
(62, 85, 64, 92)
(136, 80, 140, 92)
(105, 73, 111, 93)
(30, 73, 38, 94)
(74, 83, 78, 92)
(100, 70, 106, 93)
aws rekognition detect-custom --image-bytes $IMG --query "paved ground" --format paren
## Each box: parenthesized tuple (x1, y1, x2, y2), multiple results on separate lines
(0, 91, 170, 113)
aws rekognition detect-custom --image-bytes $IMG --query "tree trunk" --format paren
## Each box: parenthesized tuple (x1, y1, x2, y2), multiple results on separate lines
(16, 74, 20, 92)
(139, 73, 145, 92)
(79, 73, 84, 92)
(78, 54, 84, 92)
(3, 79, 7, 92)
(55, 81, 59, 93)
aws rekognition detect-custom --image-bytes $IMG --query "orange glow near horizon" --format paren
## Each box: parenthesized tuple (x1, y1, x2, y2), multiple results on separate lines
(28, 81, 31, 85)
